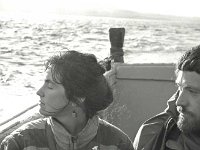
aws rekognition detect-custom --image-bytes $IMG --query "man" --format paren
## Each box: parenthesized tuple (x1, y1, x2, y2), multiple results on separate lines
(133, 45, 200, 150)
(1, 51, 134, 150)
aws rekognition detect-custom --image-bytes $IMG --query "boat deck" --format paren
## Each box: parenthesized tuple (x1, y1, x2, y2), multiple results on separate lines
(105, 63, 176, 139)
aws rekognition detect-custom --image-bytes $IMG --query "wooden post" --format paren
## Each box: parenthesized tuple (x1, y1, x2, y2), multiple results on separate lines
(109, 28, 125, 62)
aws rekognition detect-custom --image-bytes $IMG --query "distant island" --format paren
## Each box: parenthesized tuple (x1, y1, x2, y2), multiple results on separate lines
(61, 9, 200, 21)
(1, 8, 200, 21)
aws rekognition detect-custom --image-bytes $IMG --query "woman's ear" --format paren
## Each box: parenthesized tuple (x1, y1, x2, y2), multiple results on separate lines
(71, 102, 77, 107)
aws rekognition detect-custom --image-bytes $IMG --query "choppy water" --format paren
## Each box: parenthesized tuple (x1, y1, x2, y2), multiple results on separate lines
(0, 13, 200, 123)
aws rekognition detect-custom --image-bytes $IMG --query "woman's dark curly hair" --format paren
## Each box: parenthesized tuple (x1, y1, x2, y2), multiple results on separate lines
(176, 45, 200, 74)
(45, 50, 113, 119)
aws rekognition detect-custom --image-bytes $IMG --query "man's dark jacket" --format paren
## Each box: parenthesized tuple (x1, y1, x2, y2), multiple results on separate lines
(133, 91, 180, 150)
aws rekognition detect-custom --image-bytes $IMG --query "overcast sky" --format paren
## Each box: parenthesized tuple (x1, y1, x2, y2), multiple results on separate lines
(0, 0, 199, 17)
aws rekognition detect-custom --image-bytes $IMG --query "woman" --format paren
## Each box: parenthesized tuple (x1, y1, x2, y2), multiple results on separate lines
(1, 51, 133, 150)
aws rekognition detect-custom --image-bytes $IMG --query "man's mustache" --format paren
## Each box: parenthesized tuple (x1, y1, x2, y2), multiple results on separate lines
(177, 106, 194, 117)
(177, 106, 184, 114)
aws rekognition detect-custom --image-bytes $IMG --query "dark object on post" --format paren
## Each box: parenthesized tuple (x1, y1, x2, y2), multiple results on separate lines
(109, 28, 125, 62)
(99, 28, 125, 71)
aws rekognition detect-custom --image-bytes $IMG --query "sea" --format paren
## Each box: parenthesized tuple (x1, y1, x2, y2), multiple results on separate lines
(0, 12, 200, 123)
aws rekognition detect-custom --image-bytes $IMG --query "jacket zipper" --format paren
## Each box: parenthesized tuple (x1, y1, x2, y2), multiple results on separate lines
(71, 136, 77, 150)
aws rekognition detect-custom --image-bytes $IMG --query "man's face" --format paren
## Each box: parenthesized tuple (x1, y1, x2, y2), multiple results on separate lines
(36, 69, 69, 116)
(176, 71, 200, 134)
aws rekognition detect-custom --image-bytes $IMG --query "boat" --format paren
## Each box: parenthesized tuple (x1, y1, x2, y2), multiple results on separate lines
(0, 28, 177, 142)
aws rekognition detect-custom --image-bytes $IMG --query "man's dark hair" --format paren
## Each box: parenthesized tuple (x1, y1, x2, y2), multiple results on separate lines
(176, 45, 200, 74)
(45, 50, 113, 119)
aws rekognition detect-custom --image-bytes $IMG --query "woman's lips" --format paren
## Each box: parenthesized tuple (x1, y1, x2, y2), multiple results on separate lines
(39, 101, 45, 106)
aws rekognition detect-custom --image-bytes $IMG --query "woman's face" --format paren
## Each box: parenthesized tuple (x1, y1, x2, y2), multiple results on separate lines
(36, 69, 69, 116)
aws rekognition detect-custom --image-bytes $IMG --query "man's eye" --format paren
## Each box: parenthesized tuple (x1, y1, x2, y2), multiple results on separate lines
(185, 87, 200, 94)
(188, 89, 198, 94)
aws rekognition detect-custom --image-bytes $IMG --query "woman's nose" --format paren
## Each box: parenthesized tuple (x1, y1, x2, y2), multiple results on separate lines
(36, 86, 45, 97)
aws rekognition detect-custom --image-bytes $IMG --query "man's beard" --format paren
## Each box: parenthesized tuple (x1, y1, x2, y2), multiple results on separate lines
(177, 107, 200, 135)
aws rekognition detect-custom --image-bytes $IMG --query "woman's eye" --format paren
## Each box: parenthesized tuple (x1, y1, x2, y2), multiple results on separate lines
(47, 83, 54, 89)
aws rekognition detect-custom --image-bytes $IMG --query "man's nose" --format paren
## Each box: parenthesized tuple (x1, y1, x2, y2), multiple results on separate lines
(176, 90, 188, 107)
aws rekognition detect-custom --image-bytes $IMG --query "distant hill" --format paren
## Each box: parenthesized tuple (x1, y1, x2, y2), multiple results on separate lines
(1, 8, 199, 21)
(65, 9, 200, 21)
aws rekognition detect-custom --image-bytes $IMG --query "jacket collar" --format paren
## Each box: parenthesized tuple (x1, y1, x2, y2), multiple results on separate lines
(48, 115, 99, 149)
(164, 90, 179, 121)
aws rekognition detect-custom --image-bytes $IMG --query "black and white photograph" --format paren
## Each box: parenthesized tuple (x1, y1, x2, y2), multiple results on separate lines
(0, 0, 200, 149)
